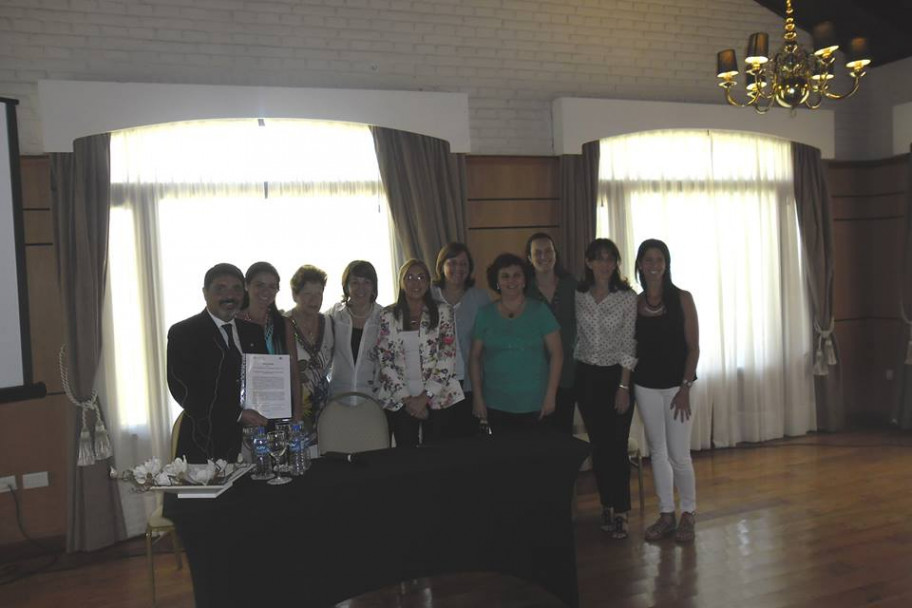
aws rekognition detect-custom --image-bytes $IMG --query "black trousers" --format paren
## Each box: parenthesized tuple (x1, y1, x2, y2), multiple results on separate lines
(486, 407, 541, 436)
(543, 386, 576, 436)
(386, 402, 464, 447)
(449, 394, 478, 439)
(575, 362, 635, 512)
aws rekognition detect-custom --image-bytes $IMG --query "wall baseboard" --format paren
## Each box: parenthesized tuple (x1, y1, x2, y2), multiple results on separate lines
(0, 534, 65, 563)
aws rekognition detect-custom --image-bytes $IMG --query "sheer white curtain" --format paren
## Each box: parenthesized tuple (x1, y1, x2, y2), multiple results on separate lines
(100, 119, 397, 535)
(598, 130, 816, 452)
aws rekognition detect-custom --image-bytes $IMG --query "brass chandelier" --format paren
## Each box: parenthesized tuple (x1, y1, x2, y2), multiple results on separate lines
(716, 0, 872, 112)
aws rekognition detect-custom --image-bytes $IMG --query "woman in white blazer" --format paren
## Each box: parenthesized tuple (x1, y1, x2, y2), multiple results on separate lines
(373, 259, 463, 447)
(325, 260, 383, 401)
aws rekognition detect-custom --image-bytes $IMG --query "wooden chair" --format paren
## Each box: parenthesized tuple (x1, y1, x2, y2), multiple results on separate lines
(146, 412, 183, 606)
(628, 436, 645, 511)
(317, 392, 390, 454)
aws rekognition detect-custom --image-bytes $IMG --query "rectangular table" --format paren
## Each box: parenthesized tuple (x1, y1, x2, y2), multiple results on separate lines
(165, 430, 589, 607)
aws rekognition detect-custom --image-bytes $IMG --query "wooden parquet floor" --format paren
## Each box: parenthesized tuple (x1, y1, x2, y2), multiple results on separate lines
(1, 430, 911, 608)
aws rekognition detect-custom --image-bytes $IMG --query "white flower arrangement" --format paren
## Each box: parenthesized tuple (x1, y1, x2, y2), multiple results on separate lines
(111, 456, 236, 491)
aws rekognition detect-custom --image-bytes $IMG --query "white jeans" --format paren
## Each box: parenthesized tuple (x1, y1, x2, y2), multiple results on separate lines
(635, 385, 696, 514)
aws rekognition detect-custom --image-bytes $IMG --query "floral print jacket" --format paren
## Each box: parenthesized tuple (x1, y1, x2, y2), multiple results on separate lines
(371, 302, 464, 411)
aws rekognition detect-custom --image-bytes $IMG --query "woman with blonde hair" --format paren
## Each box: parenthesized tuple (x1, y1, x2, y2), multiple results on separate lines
(373, 259, 463, 447)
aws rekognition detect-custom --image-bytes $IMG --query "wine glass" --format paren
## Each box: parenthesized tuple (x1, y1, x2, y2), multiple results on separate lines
(266, 430, 291, 486)
(275, 421, 292, 473)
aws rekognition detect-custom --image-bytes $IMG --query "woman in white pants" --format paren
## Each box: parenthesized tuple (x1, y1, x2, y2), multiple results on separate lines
(633, 239, 700, 543)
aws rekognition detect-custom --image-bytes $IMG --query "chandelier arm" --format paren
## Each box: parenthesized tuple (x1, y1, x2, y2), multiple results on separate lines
(747, 67, 774, 101)
(722, 85, 751, 108)
(755, 85, 774, 101)
(755, 94, 775, 114)
(821, 75, 862, 100)
(804, 92, 823, 110)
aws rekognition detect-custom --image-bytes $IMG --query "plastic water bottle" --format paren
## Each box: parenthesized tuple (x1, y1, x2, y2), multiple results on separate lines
(252, 427, 272, 479)
(303, 430, 317, 464)
(288, 422, 309, 476)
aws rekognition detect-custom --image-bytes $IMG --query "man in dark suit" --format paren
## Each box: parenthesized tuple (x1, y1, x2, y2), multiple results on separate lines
(167, 263, 269, 463)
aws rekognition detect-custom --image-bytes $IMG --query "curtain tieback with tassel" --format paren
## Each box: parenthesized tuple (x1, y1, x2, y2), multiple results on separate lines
(58, 345, 113, 466)
(813, 318, 838, 376)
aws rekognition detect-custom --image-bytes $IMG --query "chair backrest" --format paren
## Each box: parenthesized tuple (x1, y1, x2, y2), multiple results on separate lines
(171, 412, 184, 460)
(317, 392, 390, 454)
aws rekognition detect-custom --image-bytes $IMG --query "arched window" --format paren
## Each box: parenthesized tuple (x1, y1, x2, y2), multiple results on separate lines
(598, 130, 815, 449)
(102, 119, 396, 534)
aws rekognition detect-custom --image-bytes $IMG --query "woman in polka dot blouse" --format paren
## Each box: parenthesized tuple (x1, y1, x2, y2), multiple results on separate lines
(574, 238, 638, 539)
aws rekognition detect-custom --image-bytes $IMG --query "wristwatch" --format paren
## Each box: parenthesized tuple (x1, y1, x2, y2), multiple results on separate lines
(681, 378, 695, 388)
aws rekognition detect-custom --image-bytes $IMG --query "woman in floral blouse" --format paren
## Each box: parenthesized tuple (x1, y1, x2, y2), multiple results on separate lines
(372, 259, 464, 447)
(286, 265, 334, 432)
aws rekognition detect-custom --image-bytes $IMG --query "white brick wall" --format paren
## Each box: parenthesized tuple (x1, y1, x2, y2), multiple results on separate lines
(0, 0, 904, 158)
(833, 55, 912, 160)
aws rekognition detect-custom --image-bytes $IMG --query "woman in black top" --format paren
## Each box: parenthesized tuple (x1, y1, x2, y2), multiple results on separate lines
(634, 239, 700, 543)
(525, 232, 577, 435)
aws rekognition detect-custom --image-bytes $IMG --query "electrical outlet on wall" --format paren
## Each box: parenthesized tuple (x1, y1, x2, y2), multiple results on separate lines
(0, 475, 16, 492)
(22, 471, 49, 489)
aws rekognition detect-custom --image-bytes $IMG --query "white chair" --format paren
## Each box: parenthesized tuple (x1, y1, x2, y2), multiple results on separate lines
(317, 392, 390, 454)
(146, 413, 183, 606)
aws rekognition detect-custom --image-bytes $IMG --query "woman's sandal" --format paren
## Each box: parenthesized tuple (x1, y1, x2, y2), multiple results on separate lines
(644, 513, 677, 541)
(610, 515, 629, 540)
(675, 512, 695, 543)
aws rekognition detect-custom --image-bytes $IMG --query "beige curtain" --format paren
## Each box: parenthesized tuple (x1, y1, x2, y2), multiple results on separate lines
(370, 127, 466, 265)
(896, 147, 912, 430)
(601, 131, 814, 450)
(792, 142, 844, 432)
(559, 140, 599, 278)
(50, 133, 127, 552)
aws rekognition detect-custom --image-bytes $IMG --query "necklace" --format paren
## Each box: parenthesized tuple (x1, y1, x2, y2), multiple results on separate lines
(499, 298, 525, 319)
(643, 293, 666, 316)
(294, 310, 319, 343)
(346, 304, 370, 319)
(239, 309, 268, 325)
(407, 306, 423, 329)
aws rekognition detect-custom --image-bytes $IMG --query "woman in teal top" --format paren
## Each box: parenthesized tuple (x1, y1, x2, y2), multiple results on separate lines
(469, 253, 562, 435)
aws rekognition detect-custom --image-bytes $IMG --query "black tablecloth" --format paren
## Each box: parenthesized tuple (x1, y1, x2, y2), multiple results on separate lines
(164, 430, 589, 608)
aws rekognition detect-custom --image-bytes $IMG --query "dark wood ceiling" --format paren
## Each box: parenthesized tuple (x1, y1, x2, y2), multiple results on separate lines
(752, 0, 912, 66)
